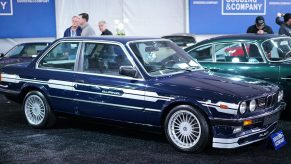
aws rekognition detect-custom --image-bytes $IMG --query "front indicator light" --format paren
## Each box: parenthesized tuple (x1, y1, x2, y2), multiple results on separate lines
(243, 120, 253, 126)
(219, 104, 229, 109)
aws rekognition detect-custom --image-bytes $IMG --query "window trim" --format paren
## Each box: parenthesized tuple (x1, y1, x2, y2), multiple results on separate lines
(212, 42, 267, 64)
(36, 40, 82, 72)
(187, 44, 214, 63)
(76, 40, 145, 81)
(260, 37, 291, 63)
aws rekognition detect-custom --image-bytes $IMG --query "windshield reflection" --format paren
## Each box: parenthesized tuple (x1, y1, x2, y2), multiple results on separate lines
(129, 40, 202, 76)
(262, 37, 291, 61)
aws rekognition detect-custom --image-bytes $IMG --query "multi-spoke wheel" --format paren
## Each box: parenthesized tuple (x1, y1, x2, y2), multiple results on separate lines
(164, 105, 210, 152)
(23, 91, 56, 128)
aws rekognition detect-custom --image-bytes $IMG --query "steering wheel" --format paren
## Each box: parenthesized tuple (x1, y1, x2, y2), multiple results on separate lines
(285, 51, 291, 59)
(162, 59, 176, 68)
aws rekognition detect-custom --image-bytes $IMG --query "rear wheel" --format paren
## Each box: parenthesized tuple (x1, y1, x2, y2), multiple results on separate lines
(23, 91, 56, 128)
(164, 105, 210, 152)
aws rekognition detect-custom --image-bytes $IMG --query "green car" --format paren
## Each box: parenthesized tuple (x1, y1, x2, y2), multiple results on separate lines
(185, 34, 291, 109)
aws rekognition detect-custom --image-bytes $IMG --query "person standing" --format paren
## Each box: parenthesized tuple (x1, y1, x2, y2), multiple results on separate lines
(98, 21, 113, 35)
(247, 16, 274, 34)
(79, 13, 96, 36)
(279, 13, 291, 37)
(63, 16, 82, 37)
(275, 12, 284, 26)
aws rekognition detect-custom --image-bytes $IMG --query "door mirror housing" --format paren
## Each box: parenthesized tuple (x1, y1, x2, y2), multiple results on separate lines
(0, 53, 4, 58)
(119, 66, 138, 78)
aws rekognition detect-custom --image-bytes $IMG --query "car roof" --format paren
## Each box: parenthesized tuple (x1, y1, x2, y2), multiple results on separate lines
(60, 36, 160, 44)
(18, 42, 50, 46)
(193, 34, 283, 47)
(162, 33, 196, 37)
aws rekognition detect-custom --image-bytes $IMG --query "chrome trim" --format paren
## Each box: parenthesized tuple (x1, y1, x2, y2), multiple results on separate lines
(281, 77, 291, 80)
(50, 95, 144, 111)
(212, 122, 277, 148)
(36, 39, 145, 81)
(0, 84, 8, 88)
(144, 108, 161, 112)
(211, 103, 285, 122)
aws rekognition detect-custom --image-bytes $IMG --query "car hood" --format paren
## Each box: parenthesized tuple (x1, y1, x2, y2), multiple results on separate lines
(0, 57, 33, 68)
(150, 70, 278, 101)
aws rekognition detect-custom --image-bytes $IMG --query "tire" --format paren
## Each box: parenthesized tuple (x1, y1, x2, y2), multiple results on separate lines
(23, 91, 56, 128)
(164, 105, 210, 153)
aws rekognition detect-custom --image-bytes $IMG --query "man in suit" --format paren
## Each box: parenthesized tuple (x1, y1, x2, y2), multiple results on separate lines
(64, 16, 82, 37)
(79, 13, 96, 36)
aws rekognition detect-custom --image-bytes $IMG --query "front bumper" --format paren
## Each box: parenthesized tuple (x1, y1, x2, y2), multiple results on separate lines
(211, 102, 286, 149)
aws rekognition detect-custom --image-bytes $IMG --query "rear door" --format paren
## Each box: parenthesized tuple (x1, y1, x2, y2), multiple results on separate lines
(74, 41, 147, 123)
(195, 42, 279, 83)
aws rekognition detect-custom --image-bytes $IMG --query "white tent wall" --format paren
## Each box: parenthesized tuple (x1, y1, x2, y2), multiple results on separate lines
(55, 0, 187, 37)
(0, 0, 213, 54)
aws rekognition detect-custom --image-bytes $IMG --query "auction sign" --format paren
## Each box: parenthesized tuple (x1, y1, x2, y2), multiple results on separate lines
(189, 0, 291, 34)
(0, 0, 56, 38)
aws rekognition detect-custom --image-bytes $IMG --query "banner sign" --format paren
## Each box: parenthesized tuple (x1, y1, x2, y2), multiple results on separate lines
(189, 0, 291, 34)
(0, 0, 56, 38)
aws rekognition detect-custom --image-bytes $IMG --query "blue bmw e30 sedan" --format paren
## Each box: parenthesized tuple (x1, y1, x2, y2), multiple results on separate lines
(0, 37, 286, 152)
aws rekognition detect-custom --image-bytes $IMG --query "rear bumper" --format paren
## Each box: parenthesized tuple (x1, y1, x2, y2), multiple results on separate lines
(211, 102, 286, 149)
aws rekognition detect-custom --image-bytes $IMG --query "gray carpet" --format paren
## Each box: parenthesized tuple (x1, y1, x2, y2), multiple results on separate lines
(0, 95, 290, 164)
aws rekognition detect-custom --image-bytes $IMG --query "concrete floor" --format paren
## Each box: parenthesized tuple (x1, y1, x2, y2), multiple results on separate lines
(0, 95, 290, 163)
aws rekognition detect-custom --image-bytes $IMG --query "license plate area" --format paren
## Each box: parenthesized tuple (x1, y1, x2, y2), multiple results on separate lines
(264, 112, 280, 126)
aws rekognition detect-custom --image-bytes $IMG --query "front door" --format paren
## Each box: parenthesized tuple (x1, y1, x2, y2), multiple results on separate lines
(74, 42, 147, 123)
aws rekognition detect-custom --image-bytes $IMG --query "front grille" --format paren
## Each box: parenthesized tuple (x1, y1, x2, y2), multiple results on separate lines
(256, 93, 277, 109)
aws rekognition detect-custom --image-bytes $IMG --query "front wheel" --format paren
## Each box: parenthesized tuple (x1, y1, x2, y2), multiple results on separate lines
(164, 105, 210, 153)
(23, 91, 56, 128)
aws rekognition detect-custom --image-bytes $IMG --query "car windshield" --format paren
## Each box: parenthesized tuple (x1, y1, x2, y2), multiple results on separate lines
(262, 37, 291, 61)
(129, 40, 202, 76)
(5, 44, 47, 58)
(163, 36, 196, 47)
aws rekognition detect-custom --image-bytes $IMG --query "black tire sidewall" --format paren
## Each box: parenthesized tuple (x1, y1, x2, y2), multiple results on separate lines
(164, 105, 210, 153)
(23, 91, 51, 128)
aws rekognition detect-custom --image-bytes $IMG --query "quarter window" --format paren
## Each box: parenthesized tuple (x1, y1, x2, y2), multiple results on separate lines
(38, 42, 79, 71)
(188, 45, 213, 62)
(214, 43, 263, 63)
(82, 43, 132, 76)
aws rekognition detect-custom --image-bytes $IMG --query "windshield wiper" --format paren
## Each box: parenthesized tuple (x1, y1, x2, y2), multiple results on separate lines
(148, 67, 186, 73)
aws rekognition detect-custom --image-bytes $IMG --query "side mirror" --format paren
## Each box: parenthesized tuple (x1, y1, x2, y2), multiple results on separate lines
(119, 66, 138, 78)
(0, 53, 4, 58)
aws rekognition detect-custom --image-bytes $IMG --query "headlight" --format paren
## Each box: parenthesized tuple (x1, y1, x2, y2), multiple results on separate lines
(249, 99, 256, 112)
(278, 90, 284, 102)
(239, 101, 247, 114)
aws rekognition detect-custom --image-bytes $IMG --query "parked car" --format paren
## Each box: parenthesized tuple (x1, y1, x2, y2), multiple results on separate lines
(0, 37, 285, 152)
(0, 42, 50, 68)
(162, 33, 196, 48)
(185, 34, 291, 109)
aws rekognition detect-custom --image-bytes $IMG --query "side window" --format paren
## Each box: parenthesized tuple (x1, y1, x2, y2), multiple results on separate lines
(188, 45, 213, 62)
(83, 43, 132, 76)
(214, 43, 247, 63)
(244, 43, 264, 63)
(38, 42, 79, 71)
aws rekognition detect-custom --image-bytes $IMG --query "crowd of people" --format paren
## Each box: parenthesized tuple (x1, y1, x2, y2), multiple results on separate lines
(247, 12, 291, 37)
(64, 12, 291, 38)
(63, 13, 112, 37)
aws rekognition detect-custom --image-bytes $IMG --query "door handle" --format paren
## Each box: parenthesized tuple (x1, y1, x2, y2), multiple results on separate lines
(281, 77, 291, 82)
(76, 79, 85, 83)
(209, 67, 221, 72)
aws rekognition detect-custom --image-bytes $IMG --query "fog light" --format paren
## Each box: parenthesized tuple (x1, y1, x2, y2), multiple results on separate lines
(233, 126, 242, 133)
(243, 120, 253, 126)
